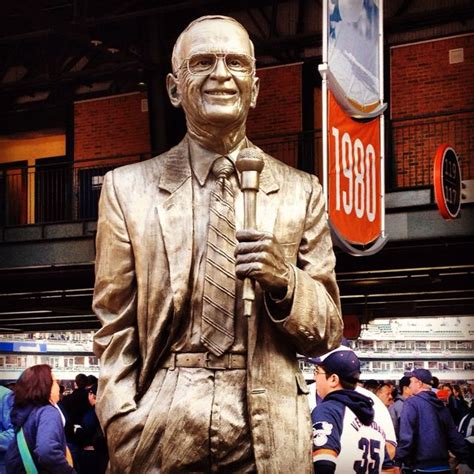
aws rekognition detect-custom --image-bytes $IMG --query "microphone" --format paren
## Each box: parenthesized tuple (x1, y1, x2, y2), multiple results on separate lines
(235, 148, 265, 318)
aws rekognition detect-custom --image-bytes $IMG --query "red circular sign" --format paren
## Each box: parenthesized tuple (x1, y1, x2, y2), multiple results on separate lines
(433, 144, 461, 219)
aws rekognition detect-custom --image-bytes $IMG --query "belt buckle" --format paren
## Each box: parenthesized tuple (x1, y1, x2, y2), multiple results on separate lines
(204, 351, 227, 369)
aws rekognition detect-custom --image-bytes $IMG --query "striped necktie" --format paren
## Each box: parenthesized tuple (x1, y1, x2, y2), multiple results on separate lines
(201, 156, 236, 356)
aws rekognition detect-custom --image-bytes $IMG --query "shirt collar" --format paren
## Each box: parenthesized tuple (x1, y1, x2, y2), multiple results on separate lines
(188, 135, 246, 186)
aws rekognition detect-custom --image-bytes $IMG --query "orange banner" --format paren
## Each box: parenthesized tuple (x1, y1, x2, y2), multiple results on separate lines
(328, 91, 382, 245)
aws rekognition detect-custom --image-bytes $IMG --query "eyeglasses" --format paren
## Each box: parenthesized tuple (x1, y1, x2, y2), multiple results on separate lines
(314, 368, 327, 376)
(179, 52, 255, 77)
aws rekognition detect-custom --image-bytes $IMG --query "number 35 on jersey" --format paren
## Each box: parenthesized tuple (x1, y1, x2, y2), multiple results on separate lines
(328, 91, 382, 245)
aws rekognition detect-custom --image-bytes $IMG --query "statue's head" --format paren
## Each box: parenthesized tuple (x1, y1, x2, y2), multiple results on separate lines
(167, 16, 260, 136)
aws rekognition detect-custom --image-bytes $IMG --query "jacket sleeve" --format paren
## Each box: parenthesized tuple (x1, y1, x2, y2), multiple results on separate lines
(0, 389, 14, 452)
(445, 410, 470, 463)
(388, 402, 400, 438)
(265, 174, 343, 356)
(92, 171, 139, 430)
(34, 406, 75, 473)
(395, 400, 416, 464)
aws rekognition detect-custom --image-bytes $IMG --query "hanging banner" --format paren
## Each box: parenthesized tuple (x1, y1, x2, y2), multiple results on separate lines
(328, 91, 381, 244)
(320, 0, 387, 255)
(327, 0, 386, 118)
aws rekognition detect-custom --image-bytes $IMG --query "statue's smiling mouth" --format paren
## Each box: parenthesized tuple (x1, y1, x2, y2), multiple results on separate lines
(205, 89, 237, 96)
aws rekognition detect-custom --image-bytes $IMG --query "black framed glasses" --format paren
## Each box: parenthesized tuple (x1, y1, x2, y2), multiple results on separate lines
(179, 52, 255, 77)
(314, 367, 327, 376)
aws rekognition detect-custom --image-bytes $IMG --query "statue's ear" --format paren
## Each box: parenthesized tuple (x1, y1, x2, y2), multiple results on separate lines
(250, 76, 260, 109)
(166, 73, 181, 108)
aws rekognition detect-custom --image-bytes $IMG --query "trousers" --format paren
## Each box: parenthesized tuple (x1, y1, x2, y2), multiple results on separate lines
(127, 367, 255, 473)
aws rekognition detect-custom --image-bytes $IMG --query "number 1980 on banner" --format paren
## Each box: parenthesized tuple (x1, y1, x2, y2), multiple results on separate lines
(328, 91, 382, 245)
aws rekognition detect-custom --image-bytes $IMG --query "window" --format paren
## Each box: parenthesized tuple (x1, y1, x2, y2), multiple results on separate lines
(415, 341, 427, 351)
(377, 341, 390, 351)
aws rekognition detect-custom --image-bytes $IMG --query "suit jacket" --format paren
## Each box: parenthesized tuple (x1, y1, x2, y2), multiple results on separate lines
(92, 136, 342, 473)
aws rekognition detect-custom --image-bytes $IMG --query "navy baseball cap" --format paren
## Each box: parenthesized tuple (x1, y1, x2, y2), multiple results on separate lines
(405, 368, 433, 385)
(307, 346, 361, 383)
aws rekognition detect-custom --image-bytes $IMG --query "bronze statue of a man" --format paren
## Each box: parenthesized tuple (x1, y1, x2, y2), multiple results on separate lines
(93, 15, 342, 473)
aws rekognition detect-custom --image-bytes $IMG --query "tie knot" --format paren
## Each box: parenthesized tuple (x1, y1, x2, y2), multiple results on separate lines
(212, 157, 234, 180)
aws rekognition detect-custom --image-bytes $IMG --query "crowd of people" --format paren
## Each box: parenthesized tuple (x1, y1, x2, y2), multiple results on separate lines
(309, 347, 474, 474)
(0, 358, 472, 473)
(0, 368, 107, 474)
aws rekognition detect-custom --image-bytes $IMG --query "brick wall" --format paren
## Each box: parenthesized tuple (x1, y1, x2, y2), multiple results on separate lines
(390, 34, 474, 187)
(74, 92, 151, 164)
(247, 63, 302, 137)
(247, 63, 302, 168)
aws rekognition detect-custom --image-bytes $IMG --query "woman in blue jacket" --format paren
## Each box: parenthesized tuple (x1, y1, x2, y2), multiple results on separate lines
(5, 364, 75, 473)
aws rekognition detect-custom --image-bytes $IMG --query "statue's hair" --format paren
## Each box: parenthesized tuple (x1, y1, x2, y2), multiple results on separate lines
(171, 15, 255, 74)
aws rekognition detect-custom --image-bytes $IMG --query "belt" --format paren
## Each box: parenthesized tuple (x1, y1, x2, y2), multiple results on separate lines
(160, 352, 247, 370)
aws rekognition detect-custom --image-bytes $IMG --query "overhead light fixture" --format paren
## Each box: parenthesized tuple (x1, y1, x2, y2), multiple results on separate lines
(107, 47, 119, 54)
(90, 39, 103, 46)
(16, 91, 50, 104)
(75, 81, 112, 94)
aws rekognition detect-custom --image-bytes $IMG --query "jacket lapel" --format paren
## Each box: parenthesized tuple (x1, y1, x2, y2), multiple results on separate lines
(256, 152, 279, 233)
(157, 139, 193, 314)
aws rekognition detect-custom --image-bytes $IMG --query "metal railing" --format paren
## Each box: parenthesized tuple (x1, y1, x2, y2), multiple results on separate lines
(0, 153, 151, 226)
(252, 129, 323, 176)
(1, 114, 472, 227)
(389, 110, 474, 189)
(0, 132, 322, 227)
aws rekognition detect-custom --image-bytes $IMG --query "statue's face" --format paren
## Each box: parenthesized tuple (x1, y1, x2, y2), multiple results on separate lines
(174, 19, 259, 127)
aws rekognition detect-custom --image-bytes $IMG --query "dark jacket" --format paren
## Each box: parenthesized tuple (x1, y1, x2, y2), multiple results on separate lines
(59, 388, 90, 445)
(5, 403, 75, 474)
(395, 390, 469, 469)
(458, 405, 474, 469)
(448, 395, 469, 425)
(389, 393, 407, 439)
(323, 389, 375, 425)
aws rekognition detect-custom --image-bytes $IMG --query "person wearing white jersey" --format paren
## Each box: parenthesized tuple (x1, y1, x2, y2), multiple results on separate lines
(307, 345, 398, 470)
(309, 347, 386, 473)
(356, 385, 397, 472)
